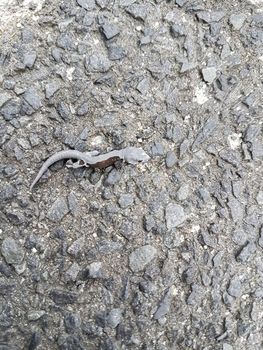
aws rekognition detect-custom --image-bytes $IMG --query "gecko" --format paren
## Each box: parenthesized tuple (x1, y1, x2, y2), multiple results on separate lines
(30, 147, 150, 190)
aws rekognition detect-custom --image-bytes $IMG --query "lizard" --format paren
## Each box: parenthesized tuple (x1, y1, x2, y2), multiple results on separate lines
(30, 147, 150, 190)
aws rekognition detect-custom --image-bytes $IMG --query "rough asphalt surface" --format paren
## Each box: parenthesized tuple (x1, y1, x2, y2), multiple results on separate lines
(0, 0, 263, 349)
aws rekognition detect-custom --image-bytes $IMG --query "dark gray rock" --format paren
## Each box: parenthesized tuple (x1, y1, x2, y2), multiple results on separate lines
(0, 92, 12, 108)
(236, 241, 256, 262)
(165, 203, 186, 229)
(57, 32, 76, 51)
(76, 0, 96, 10)
(23, 52, 37, 69)
(51, 47, 62, 62)
(165, 151, 177, 168)
(143, 215, 155, 232)
(170, 24, 186, 37)
(104, 168, 121, 186)
(118, 194, 134, 208)
(88, 262, 103, 278)
(187, 284, 205, 306)
(47, 197, 69, 222)
(67, 236, 85, 257)
(0, 184, 16, 202)
(49, 289, 78, 305)
(5, 210, 25, 225)
(23, 87, 42, 110)
(77, 102, 89, 116)
(0, 99, 21, 120)
(227, 276, 242, 298)
(68, 192, 78, 216)
(229, 14, 246, 30)
(85, 54, 111, 72)
(108, 45, 127, 60)
(28, 332, 41, 350)
(129, 245, 157, 272)
(56, 102, 70, 120)
(232, 227, 247, 246)
(227, 196, 244, 222)
(1, 237, 24, 265)
(101, 23, 120, 40)
(192, 116, 218, 150)
(256, 191, 263, 205)
(197, 11, 225, 23)
(45, 81, 60, 99)
(202, 67, 217, 83)
(136, 77, 150, 94)
(154, 286, 174, 320)
(64, 313, 81, 333)
(151, 142, 165, 156)
(106, 308, 123, 328)
(65, 262, 80, 282)
(126, 4, 148, 21)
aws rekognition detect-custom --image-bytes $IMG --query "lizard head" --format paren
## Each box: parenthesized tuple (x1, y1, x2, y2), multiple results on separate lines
(123, 147, 150, 165)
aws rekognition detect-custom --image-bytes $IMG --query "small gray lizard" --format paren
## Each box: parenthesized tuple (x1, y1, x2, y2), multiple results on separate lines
(30, 147, 150, 190)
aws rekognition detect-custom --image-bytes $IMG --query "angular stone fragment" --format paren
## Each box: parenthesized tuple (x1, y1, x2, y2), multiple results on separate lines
(129, 245, 157, 272)
(229, 14, 246, 30)
(100, 23, 120, 40)
(85, 54, 111, 72)
(165, 203, 186, 229)
(45, 81, 60, 99)
(23, 87, 42, 110)
(49, 289, 78, 305)
(23, 52, 37, 68)
(165, 151, 177, 168)
(76, 0, 96, 10)
(202, 67, 217, 83)
(47, 198, 69, 222)
(1, 237, 24, 265)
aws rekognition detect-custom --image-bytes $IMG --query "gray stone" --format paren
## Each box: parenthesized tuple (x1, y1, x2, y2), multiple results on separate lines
(170, 24, 186, 37)
(187, 283, 205, 306)
(227, 276, 242, 298)
(49, 289, 78, 305)
(118, 194, 134, 208)
(79, 127, 89, 141)
(47, 198, 69, 222)
(0, 99, 21, 120)
(57, 32, 76, 51)
(192, 116, 218, 150)
(229, 14, 246, 30)
(51, 47, 62, 62)
(129, 245, 157, 272)
(65, 262, 80, 282)
(154, 286, 174, 320)
(0, 184, 16, 202)
(180, 61, 197, 73)
(227, 196, 244, 222)
(126, 4, 148, 21)
(64, 313, 81, 333)
(1, 237, 24, 265)
(76, 0, 96, 10)
(56, 102, 70, 120)
(107, 308, 122, 328)
(108, 45, 127, 60)
(104, 168, 121, 186)
(222, 343, 233, 350)
(256, 190, 263, 205)
(45, 81, 60, 99)
(68, 192, 78, 216)
(136, 77, 150, 94)
(202, 67, 217, 83)
(197, 11, 225, 23)
(85, 54, 111, 72)
(101, 23, 120, 40)
(0, 92, 12, 108)
(23, 87, 42, 110)
(67, 236, 85, 257)
(165, 203, 186, 229)
(27, 310, 46, 321)
(165, 151, 177, 168)
(151, 142, 165, 156)
(83, 13, 94, 26)
(96, 0, 110, 8)
(23, 52, 37, 68)
(232, 228, 247, 246)
(259, 228, 263, 248)
(6, 210, 25, 225)
(143, 215, 155, 232)
(89, 262, 103, 278)
(77, 102, 89, 116)
(176, 184, 189, 201)
(236, 241, 256, 262)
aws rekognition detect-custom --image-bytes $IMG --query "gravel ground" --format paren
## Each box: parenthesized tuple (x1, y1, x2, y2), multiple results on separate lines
(1, 0, 263, 349)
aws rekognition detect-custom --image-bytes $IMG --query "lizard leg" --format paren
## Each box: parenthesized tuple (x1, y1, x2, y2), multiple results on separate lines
(66, 159, 87, 168)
